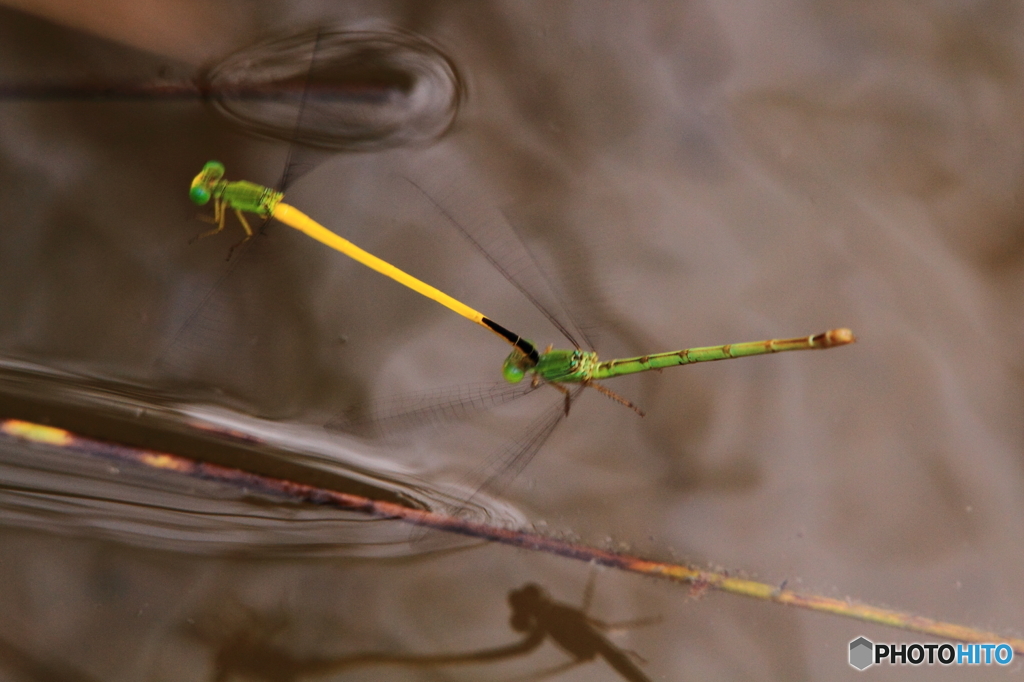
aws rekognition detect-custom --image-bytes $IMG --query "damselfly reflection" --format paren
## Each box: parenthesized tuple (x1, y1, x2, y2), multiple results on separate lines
(187, 578, 656, 681)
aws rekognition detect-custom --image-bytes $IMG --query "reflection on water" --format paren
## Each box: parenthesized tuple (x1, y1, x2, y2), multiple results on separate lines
(0, 358, 528, 557)
(205, 27, 463, 152)
(505, 581, 655, 682)
(188, 578, 653, 681)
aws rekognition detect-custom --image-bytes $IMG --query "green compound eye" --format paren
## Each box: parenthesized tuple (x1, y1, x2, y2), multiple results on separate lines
(189, 185, 211, 205)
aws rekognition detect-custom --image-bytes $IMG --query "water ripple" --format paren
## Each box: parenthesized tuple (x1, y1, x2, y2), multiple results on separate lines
(0, 360, 525, 558)
(204, 27, 464, 150)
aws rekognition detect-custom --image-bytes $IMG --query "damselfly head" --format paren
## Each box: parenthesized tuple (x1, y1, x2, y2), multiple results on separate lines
(508, 583, 545, 630)
(189, 160, 226, 206)
(502, 344, 537, 384)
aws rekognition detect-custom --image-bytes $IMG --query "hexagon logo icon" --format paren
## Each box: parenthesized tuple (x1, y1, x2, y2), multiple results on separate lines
(849, 637, 874, 670)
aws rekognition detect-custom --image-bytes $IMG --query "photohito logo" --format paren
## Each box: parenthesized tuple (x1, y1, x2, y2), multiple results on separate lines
(849, 637, 1014, 670)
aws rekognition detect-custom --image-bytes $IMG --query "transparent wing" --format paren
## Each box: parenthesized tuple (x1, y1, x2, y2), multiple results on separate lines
(403, 175, 595, 351)
(459, 384, 586, 504)
(155, 225, 321, 400)
(269, 28, 330, 194)
(326, 380, 543, 439)
(500, 202, 616, 353)
(327, 380, 585, 512)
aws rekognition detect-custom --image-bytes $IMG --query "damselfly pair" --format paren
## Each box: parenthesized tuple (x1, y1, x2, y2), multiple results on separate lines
(183, 29, 854, 501)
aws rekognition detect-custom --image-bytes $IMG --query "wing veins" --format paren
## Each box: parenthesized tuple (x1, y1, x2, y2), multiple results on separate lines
(461, 384, 585, 504)
(403, 177, 584, 350)
(326, 381, 543, 437)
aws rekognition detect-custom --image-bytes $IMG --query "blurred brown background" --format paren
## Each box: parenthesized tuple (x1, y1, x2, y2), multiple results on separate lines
(0, 1, 1021, 680)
